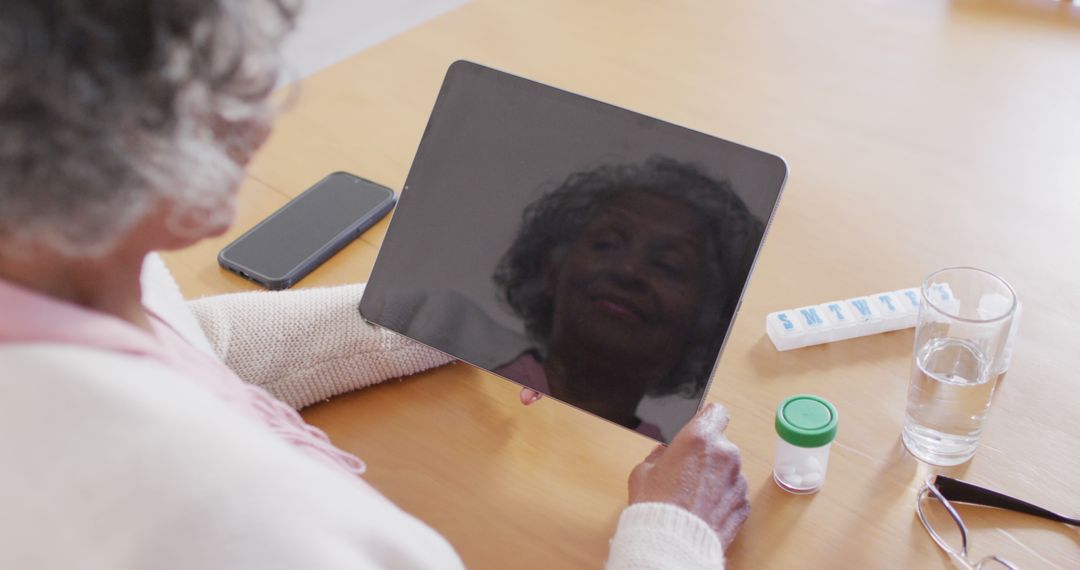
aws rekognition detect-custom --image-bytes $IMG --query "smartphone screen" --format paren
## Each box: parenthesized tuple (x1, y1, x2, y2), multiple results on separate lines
(219, 172, 395, 289)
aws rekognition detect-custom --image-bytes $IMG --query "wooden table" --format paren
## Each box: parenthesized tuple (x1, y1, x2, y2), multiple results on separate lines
(161, 0, 1080, 567)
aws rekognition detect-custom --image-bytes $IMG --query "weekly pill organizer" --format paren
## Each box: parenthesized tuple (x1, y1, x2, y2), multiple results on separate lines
(766, 284, 956, 351)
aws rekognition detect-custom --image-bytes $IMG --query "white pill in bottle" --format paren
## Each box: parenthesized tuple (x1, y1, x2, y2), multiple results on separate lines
(773, 394, 838, 494)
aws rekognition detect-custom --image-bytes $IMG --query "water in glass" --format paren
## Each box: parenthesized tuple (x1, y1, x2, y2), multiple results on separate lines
(902, 337, 996, 466)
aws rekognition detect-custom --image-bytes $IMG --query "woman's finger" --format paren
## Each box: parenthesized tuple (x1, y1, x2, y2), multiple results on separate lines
(519, 388, 542, 405)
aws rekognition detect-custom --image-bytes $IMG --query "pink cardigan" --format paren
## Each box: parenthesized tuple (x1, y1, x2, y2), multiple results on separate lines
(0, 275, 371, 484)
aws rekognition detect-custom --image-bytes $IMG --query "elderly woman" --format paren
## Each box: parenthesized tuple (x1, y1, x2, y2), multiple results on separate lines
(495, 158, 764, 440)
(0, 2, 748, 569)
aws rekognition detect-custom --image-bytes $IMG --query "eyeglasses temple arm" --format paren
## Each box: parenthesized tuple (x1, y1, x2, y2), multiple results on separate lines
(934, 475, 1079, 526)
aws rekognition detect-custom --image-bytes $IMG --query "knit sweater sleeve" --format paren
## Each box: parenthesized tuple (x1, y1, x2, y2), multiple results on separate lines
(606, 503, 725, 570)
(186, 284, 453, 410)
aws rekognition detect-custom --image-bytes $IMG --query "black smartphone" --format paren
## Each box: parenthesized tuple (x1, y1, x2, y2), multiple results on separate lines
(218, 171, 396, 289)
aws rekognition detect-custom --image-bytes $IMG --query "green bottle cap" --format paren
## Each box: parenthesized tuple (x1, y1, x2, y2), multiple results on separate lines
(775, 394, 838, 448)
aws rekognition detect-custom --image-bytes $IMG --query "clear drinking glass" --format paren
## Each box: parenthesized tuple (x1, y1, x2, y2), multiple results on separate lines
(901, 267, 1017, 466)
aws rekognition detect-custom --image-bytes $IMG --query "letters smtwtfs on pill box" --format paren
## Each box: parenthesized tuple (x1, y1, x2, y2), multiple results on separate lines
(765, 284, 956, 351)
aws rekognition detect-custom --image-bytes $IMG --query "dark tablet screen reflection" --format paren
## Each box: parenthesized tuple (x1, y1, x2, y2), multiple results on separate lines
(360, 62, 787, 443)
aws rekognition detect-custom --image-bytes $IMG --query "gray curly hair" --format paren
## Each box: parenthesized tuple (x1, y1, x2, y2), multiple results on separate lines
(494, 157, 764, 398)
(0, 0, 299, 257)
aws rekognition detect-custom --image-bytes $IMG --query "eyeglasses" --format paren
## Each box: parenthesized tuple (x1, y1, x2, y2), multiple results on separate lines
(916, 477, 1019, 569)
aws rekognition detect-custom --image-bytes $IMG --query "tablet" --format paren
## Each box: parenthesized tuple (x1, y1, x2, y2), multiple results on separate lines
(360, 61, 787, 443)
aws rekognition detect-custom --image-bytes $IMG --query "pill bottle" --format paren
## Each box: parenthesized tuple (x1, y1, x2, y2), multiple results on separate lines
(773, 394, 838, 494)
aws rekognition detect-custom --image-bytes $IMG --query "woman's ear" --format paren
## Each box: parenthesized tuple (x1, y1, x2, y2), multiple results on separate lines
(157, 191, 238, 250)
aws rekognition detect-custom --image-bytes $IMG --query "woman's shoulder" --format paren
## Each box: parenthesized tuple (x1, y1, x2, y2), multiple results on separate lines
(1, 342, 225, 421)
(0, 343, 463, 569)
(0, 343, 277, 468)
(0, 344, 347, 482)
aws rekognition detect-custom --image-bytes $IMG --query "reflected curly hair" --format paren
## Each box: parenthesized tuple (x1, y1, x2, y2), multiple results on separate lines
(493, 156, 764, 397)
(0, 0, 299, 257)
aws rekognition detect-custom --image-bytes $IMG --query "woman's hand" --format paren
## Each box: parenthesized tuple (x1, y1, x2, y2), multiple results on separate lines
(520, 388, 542, 405)
(518, 391, 749, 547)
(627, 402, 750, 550)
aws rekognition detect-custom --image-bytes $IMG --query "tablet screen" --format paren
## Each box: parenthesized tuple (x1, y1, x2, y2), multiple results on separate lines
(361, 61, 787, 443)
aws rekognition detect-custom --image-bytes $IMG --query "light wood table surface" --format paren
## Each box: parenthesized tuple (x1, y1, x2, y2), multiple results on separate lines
(161, 0, 1080, 567)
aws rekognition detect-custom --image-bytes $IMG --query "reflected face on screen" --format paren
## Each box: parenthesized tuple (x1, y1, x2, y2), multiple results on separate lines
(494, 157, 764, 436)
(546, 191, 708, 385)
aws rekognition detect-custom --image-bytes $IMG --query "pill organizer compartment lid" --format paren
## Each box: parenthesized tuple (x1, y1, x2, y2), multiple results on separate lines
(775, 394, 839, 448)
